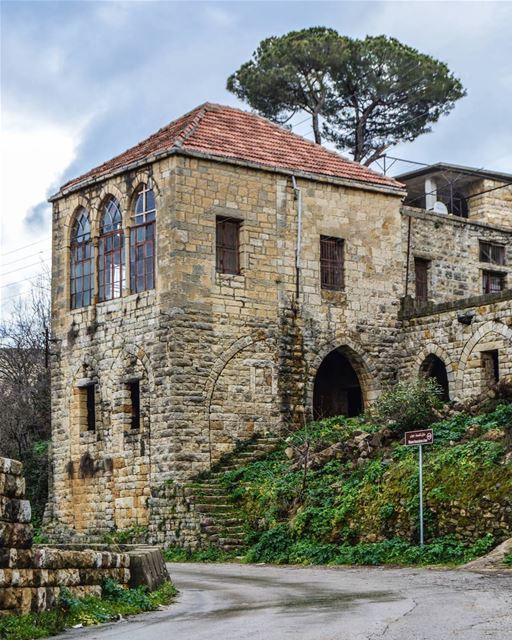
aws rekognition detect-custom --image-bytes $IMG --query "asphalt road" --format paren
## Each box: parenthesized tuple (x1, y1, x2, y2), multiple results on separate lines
(60, 562, 512, 640)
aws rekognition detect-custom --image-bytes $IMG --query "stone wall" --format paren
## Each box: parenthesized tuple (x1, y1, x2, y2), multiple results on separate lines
(404, 207, 512, 306)
(401, 291, 512, 401)
(49, 153, 404, 537)
(467, 179, 512, 227)
(0, 458, 130, 616)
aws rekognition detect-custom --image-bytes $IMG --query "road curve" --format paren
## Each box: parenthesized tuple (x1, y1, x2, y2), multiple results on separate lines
(59, 562, 512, 640)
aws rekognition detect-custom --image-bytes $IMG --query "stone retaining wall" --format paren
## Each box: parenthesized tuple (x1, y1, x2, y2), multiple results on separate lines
(0, 457, 130, 616)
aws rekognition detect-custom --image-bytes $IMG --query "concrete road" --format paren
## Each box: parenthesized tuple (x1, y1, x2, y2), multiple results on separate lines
(60, 562, 512, 640)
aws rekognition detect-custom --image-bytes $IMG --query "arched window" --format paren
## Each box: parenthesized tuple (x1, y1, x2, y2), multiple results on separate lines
(70, 207, 94, 309)
(130, 184, 156, 292)
(99, 197, 124, 301)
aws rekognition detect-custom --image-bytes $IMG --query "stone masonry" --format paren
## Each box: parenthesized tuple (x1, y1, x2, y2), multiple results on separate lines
(46, 103, 512, 546)
(0, 457, 130, 615)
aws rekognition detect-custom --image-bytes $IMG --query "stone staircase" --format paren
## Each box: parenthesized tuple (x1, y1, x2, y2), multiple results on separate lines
(184, 436, 281, 553)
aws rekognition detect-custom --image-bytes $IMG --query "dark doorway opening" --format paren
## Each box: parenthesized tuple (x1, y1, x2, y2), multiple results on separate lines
(313, 349, 363, 419)
(420, 354, 450, 401)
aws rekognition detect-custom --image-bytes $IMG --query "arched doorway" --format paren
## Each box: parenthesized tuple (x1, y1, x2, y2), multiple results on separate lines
(313, 348, 363, 419)
(420, 354, 450, 400)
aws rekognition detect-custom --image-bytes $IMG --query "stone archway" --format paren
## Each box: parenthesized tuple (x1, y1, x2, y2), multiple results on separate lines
(419, 354, 450, 400)
(312, 347, 366, 419)
(456, 321, 512, 398)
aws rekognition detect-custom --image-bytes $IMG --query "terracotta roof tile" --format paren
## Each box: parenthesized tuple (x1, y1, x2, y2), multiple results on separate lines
(60, 103, 403, 193)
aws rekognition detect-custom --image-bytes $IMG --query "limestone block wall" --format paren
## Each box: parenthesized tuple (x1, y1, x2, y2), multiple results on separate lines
(403, 207, 512, 305)
(467, 179, 512, 227)
(49, 152, 406, 537)
(0, 458, 129, 616)
(400, 291, 512, 401)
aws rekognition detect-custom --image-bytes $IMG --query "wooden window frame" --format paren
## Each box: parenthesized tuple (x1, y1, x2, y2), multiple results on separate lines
(414, 257, 430, 303)
(99, 198, 124, 301)
(216, 217, 241, 275)
(482, 269, 506, 294)
(130, 222, 155, 293)
(320, 236, 344, 291)
(70, 209, 94, 310)
(479, 241, 505, 266)
(130, 184, 156, 293)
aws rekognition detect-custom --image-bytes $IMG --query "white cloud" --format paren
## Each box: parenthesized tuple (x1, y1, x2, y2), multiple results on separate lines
(203, 5, 237, 28)
(0, 113, 85, 314)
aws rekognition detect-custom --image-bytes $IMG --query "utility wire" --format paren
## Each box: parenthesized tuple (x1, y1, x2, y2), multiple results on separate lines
(1, 259, 52, 278)
(2, 238, 48, 256)
(2, 250, 51, 269)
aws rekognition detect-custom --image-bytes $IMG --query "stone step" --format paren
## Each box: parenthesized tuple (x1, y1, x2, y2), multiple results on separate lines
(202, 524, 245, 534)
(218, 537, 246, 546)
(194, 504, 238, 514)
(186, 494, 230, 504)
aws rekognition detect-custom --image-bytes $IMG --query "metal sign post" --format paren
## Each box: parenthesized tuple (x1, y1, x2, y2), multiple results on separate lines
(405, 429, 434, 546)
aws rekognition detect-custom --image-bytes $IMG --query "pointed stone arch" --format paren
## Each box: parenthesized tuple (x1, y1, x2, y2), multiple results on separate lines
(307, 339, 379, 419)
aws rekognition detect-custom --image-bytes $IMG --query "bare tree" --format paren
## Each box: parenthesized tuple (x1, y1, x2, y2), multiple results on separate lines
(0, 271, 51, 524)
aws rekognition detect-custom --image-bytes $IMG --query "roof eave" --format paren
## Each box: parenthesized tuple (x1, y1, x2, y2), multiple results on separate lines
(396, 163, 512, 184)
(49, 147, 406, 202)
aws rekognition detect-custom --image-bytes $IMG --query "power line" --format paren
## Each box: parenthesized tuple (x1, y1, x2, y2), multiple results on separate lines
(1, 259, 51, 278)
(2, 238, 48, 256)
(1, 274, 50, 290)
(2, 249, 51, 269)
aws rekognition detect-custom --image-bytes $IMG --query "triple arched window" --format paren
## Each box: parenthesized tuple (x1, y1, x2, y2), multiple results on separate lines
(70, 184, 156, 309)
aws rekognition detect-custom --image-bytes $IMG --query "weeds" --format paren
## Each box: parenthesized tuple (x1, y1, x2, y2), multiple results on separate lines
(0, 580, 176, 640)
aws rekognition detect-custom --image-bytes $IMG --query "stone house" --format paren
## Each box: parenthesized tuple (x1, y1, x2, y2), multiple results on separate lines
(46, 103, 512, 539)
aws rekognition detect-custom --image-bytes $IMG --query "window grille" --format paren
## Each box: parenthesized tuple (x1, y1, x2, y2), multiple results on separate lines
(99, 197, 124, 301)
(70, 208, 94, 309)
(414, 258, 429, 303)
(130, 184, 156, 293)
(216, 217, 240, 274)
(479, 241, 505, 265)
(320, 236, 344, 291)
(482, 270, 506, 294)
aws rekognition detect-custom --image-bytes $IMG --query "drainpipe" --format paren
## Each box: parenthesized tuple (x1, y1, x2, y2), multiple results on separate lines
(292, 176, 302, 300)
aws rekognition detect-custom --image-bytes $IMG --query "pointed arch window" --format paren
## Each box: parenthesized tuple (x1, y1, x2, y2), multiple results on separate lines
(130, 184, 156, 293)
(99, 197, 124, 301)
(70, 207, 94, 309)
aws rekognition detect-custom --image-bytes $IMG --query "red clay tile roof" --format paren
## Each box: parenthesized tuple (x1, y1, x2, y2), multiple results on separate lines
(60, 103, 403, 193)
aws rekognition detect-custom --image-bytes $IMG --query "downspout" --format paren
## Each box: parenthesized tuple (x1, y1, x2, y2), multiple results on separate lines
(292, 176, 302, 300)
(405, 214, 412, 297)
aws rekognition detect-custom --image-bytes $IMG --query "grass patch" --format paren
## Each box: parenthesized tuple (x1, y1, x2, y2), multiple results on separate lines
(504, 553, 512, 567)
(164, 546, 234, 563)
(217, 406, 512, 568)
(0, 579, 176, 640)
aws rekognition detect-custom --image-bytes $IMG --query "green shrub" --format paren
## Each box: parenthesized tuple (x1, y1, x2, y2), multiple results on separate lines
(0, 581, 176, 640)
(504, 552, 512, 567)
(368, 378, 443, 434)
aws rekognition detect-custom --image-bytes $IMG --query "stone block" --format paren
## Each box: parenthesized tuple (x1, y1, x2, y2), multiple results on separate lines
(0, 548, 33, 569)
(0, 497, 31, 524)
(0, 522, 33, 549)
(0, 459, 23, 477)
(0, 473, 25, 500)
(127, 547, 169, 591)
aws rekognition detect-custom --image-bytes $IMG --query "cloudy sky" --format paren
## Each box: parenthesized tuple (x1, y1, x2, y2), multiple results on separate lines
(1, 0, 511, 315)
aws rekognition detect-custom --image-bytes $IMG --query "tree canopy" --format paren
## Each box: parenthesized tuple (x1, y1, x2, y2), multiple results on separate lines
(227, 29, 466, 165)
(227, 27, 349, 144)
